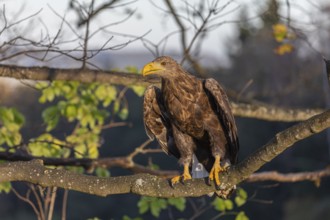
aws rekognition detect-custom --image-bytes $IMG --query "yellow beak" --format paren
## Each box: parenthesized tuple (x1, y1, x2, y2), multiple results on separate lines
(142, 62, 165, 76)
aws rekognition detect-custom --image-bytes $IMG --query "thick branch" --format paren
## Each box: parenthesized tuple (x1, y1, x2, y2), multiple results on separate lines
(1, 151, 329, 183)
(0, 110, 329, 197)
(0, 152, 177, 178)
(0, 64, 157, 87)
(231, 102, 323, 122)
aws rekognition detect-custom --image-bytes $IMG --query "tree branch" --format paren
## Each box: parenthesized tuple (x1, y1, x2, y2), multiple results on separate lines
(231, 101, 323, 122)
(0, 64, 323, 121)
(247, 167, 330, 184)
(1, 110, 329, 197)
(0, 64, 157, 87)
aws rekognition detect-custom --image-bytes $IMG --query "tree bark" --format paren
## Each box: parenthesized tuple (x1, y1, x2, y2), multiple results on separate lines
(1, 110, 329, 198)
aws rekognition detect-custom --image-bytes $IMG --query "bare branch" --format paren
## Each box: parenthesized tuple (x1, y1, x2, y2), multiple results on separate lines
(231, 101, 323, 122)
(247, 167, 330, 184)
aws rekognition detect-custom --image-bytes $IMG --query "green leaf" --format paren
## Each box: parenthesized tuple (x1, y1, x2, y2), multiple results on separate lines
(118, 107, 129, 120)
(95, 167, 110, 178)
(103, 86, 117, 107)
(113, 100, 120, 113)
(150, 198, 167, 217)
(224, 199, 233, 210)
(168, 197, 186, 212)
(137, 197, 149, 214)
(130, 85, 145, 97)
(122, 216, 143, 220)
(0, 107, 25, 146)
(95, 84, 108, 101)
(212, 197, 226, 212)
(235, 188, 248, 207)
(42, 106, 60, 131)
(137, 196, 168, 217)
(0, 182, 12, 193)
(11, 108, 25, 126)
(43, 87, 56, 102)
(65, 104, 77, 121)
(27, 133, 65, 157)
(235, 211, 249, 220)
(35, 81, 49, 90)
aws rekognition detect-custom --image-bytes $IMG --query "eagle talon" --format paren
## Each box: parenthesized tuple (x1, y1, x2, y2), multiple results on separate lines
(209, 155, 224, 188)
(170, 163, 192, 187)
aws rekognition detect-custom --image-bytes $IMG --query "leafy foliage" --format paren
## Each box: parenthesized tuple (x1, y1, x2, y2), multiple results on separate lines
(136, 189, 249, 219)
(124, 66, 146, 97)
(122, 216, 143, 220)
(137, 196, 186, 218)
(212, 197, 234, 212)
(32, 78, 144, 159)
(0, 182, 12, 193)
(0, 107, 25, 148)
(211, 188, 249, 219)
(235, 187, 248, 207)
(235, 211, 249, 220)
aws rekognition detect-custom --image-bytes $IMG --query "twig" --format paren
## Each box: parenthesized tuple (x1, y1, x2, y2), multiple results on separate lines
(47, 187, 57, 220)
(12, 187, 42, 220)
(61, 190, 69, 220)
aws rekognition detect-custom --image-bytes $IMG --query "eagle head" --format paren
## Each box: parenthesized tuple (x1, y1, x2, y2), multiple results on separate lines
(142, 56, 183, 78)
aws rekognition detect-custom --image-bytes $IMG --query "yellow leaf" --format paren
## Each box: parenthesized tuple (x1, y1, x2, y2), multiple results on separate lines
(274, 43, 294, 55)
(273, 23, 288, 42)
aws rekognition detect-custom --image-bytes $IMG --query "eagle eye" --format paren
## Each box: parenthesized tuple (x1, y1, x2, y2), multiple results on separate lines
(160, 61, 166, 66)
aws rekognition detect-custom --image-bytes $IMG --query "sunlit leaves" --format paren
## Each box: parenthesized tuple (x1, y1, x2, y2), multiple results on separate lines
(95, 167, 110, 178)
(35, 80, 126, 159)
(235, 211, 249, 220)
(0, 107, 25, 147)
(273, 23, 288, 42)
(167, 197, 186, 212)
(0, 182, 11, 193)
(42, 106, 60, 132)
(122, 216, 143, 220)
(272, 23, 295, 55)
(235, 188, 248, 207)
(212, 197, 234, 212)
(274, 43, 294, 55)
(212, 188, 249, 219)
(124, 66, 146, 97)
(28, 133, 69, 158)
(138, 196, 186, 218)
(95, 84, 117, 107)
(138, 196, 167, 218)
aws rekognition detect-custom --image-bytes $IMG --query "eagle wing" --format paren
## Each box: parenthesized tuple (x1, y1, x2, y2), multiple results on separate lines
(143, 85, 180, 158)
(204, 78, 239, 164)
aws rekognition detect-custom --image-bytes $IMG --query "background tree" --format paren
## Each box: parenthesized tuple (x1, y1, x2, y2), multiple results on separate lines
(0, 0, 329, 220)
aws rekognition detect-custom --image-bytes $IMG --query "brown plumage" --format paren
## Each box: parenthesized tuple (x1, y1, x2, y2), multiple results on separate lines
(142, 56, 239, 189)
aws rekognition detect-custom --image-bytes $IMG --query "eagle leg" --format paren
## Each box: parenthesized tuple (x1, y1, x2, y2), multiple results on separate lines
(170, 163, 192, 187)
(208, 155, 225, 189)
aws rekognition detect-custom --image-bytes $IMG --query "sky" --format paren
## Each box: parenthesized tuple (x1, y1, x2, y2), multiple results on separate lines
(0, 0, 328, 68)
